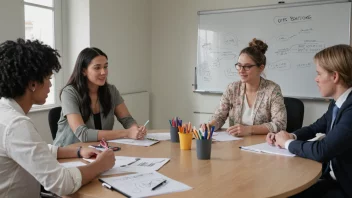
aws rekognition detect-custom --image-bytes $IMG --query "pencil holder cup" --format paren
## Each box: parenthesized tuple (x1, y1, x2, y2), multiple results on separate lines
(170, 126, 179, 143)
(178, 132, 193, 150)
(196, 139, 212, 160)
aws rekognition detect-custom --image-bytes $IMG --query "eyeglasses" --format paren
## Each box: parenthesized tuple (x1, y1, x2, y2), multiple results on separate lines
(235, 63, 257, 71)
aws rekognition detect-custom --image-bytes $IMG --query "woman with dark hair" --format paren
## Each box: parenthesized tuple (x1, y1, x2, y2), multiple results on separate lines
(53, 47, 146, 146)
(209, 38, 287, 136)
(0, 38, 115, 198)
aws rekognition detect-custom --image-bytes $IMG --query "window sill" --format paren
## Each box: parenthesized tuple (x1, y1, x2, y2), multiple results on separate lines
(29, 104, 59, 113)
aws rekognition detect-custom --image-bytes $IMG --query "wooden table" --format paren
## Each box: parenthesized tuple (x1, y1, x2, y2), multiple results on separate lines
(61, 131, 321, 198)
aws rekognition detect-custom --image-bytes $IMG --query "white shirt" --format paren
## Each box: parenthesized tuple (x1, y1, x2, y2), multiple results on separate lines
(0, 98, 82, 198)
(241, 95, 277, 131)
(285, 87, 352, 180)
(241, 95, 253, 126)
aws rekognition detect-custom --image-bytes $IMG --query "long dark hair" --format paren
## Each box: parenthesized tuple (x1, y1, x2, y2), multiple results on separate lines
(60, 47, 111, 122)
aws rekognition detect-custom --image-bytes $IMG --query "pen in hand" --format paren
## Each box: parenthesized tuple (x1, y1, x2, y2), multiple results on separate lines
(151, 179, 167, 191)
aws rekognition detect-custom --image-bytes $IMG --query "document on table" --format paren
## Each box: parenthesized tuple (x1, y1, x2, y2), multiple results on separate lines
(107, 138, 159, 146)
(99, 171, 192, 198)
(60, 161, 87, 168)
(145, 133, 171, 141)
(211, 132, 242, 141)
(240, 142, 296, 157)
(84, 156, 170, 175)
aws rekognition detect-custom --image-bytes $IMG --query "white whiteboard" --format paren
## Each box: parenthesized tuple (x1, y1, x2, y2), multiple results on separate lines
(196, 1, 351, 99)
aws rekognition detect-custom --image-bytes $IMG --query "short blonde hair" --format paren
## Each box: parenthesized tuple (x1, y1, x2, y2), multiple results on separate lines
(314, 44, 352, 87)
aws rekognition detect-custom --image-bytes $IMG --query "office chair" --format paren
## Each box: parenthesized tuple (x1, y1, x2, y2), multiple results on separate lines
(42, 106, 62, 197)
(284, 97, 304, 133)
(48, 106, 62, 140)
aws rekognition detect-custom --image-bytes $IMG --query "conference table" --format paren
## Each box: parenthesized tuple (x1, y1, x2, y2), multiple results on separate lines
(61, 130, 322, 198)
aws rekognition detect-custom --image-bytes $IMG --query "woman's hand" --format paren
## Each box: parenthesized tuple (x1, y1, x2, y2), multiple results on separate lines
(266, 132, 276, 145)
(94, 149, 115, 171)
(127, 125, 146, 139)
(80, 147, 101, 159)
(226, 124, 252, 137)
(138, 126, 147, 139)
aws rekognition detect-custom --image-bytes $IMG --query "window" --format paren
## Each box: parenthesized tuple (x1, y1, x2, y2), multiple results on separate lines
(24, 0, 63, 111)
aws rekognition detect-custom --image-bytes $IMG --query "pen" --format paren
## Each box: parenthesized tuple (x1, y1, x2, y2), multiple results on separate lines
(100, 180, 131, 198)
(144, 120, 150, 127)
(102, 182, 112, 189)
(151, 179, 167, 191)
(146, 137, 158, 141)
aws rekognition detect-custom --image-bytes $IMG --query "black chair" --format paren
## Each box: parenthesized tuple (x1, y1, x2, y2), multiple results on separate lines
(284, 97, 304, 133)
(48, 106, 61, 140)
(42, 106, 62, 197)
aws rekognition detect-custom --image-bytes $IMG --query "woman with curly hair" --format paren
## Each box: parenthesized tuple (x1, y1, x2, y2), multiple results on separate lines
(209, 38, 287, 136)
(53, 47, 147, 146)
(0, 38, 115, 198)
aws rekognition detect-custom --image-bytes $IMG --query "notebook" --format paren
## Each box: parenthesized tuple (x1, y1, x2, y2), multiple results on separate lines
(240, 142, 295, 157)
(99, 171, 192, 197)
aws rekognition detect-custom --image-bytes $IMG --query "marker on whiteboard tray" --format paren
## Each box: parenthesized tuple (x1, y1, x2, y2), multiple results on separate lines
(278, 1, 285, 3)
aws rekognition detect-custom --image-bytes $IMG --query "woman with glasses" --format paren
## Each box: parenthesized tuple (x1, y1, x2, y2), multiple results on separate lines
(209, 38, 287, 136)
(53, 47, 147, 146)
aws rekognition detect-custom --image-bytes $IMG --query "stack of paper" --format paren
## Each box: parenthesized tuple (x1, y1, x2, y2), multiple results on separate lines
(107, 138, 159, 146)
(240, 143, 295, 157)
(84, 156, 170, 175)
(211, 132, 242, 141)
(99, 171, 192, 197)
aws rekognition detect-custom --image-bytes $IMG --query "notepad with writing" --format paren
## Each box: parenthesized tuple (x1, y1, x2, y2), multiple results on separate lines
(99, 171, 192, 197)
(83, 156, 170, 175)
(240, 143, 295, 157)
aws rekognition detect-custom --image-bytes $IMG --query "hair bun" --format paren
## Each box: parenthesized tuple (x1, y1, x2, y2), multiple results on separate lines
(249, 38, 268, 54)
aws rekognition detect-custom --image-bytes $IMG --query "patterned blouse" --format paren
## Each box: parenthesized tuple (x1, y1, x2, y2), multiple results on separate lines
(212, 77, 287, 133)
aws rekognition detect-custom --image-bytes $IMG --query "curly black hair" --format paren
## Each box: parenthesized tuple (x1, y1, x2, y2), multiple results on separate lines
(0, 38, 61, 99)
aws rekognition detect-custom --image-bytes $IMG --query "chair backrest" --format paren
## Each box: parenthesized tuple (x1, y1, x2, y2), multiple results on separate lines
(48, 106, 62, 140)
(284, 97, 304, 133)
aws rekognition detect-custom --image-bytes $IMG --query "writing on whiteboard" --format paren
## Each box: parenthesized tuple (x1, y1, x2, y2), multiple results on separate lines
(274, 15, 312, 24)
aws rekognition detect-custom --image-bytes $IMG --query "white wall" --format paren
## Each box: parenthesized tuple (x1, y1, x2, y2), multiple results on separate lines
(63, 0, 90, 82)
(0, 0, 24, 40)
(150, 0, 330, 129)
(89, 0, 151, 95)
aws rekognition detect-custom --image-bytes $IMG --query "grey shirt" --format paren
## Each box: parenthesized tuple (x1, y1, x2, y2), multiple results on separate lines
(53, 84, 135, 146)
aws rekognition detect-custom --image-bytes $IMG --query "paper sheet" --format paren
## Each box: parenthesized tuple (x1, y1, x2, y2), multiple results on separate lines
(99, 171, 192, 198)
(145, 133, 171, 141)
(84, 156, 170, 175)
(240, 142, 295, 157)
(211, 132, 242, 141)
(107, 138, 159, 146)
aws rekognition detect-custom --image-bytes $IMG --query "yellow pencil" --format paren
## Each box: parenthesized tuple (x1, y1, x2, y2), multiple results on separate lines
(193, 129, 199, 139)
